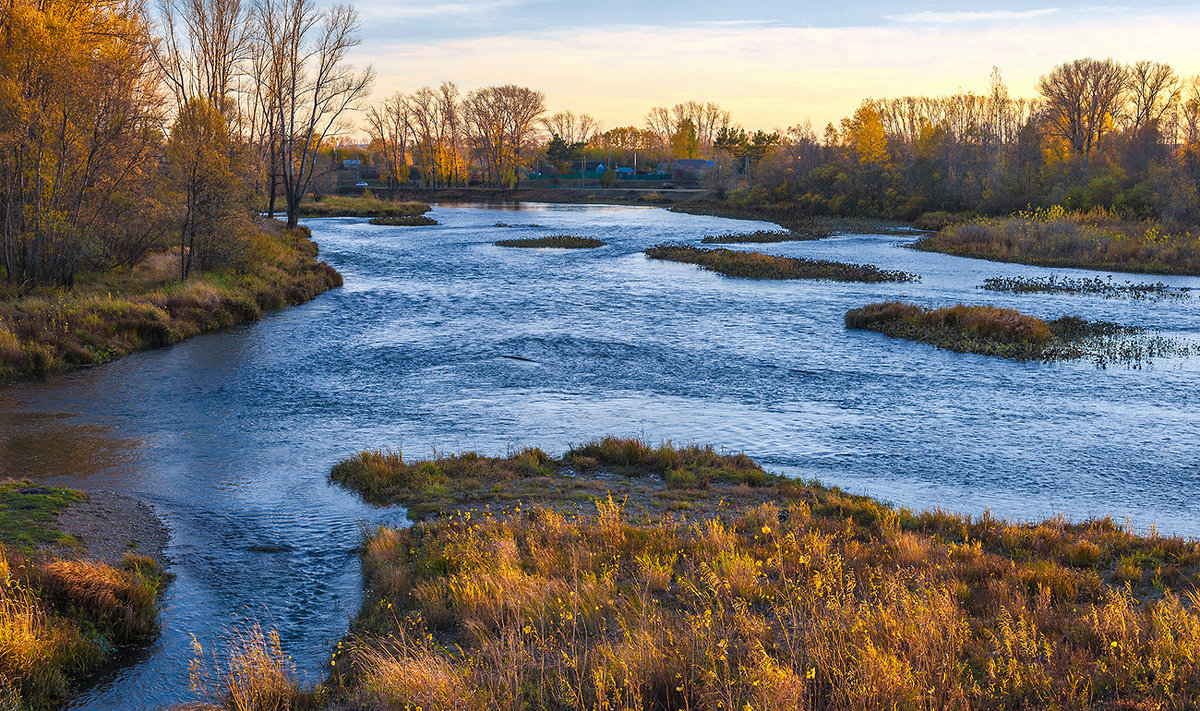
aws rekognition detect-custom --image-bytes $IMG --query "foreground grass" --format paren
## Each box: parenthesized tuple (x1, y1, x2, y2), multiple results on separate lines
(260, 437, 1200, 711)
(297, 196, 431, 219)
(1, 485, 165, 710)
(911, 206, 1200, 276)
(0, 221, 341, 383)
(646, 244, 919, 283)
(495, 236, 607, 249)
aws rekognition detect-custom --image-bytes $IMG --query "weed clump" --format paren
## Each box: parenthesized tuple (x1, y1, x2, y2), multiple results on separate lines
(645, 244, 919, 282)
(368, 215, 438, 227)
(495, 236, 606, 249)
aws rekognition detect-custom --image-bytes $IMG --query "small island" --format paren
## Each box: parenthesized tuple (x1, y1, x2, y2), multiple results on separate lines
(700, 229, 829, 244)
(495, 235, 607, 249)
(368, 215, 438, 226)
(645, 244, 919, 282)
(844, 301, 1134, 360)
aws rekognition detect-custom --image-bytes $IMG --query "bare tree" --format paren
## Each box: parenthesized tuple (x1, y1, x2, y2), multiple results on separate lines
(365, 93, 411, 188)
(1127, 60, 1181, 134)
(462, 85, 545, 188)
(155, 0, 252, 113)
(541, 110, 600, 145)
(256, 0, 373, 227)
(1038, 57, 1129, 175)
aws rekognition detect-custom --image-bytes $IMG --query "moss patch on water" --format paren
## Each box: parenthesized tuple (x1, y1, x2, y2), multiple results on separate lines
(645, 244, 919, 282)
(368, 215, 438, 227)
(495, 236, 606, 249)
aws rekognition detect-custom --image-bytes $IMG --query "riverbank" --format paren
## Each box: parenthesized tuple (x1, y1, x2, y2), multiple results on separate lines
(243, 438, 1200, 711)
(0, 220, 341, 385)
(911, 208, 1200, 276)
(1, 482, 168, 710)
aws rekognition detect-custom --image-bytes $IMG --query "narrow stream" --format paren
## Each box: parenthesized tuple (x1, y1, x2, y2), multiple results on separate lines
(1, 203, 1197, 708)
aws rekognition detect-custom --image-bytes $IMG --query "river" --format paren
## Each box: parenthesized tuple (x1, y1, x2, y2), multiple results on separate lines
(1, 203, 1198, 708)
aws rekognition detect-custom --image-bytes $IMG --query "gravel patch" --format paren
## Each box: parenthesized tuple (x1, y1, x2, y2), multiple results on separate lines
(49, 490, 170, 568)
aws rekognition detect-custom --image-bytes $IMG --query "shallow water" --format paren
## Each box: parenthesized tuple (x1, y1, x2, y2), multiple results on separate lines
(1, 203, 1198, 708)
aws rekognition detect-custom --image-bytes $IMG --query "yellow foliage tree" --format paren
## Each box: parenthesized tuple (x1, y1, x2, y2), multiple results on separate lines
(842, 103, 890, 166)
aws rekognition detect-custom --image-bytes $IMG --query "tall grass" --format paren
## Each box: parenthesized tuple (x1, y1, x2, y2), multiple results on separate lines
(0, 222, 341, 383)
(912, 206, 1200, 275)
(189, 622, 322, 711)
(332, 479, 1200, 711)
(0, 547, 164, 710)
(645, 244, 919, 282)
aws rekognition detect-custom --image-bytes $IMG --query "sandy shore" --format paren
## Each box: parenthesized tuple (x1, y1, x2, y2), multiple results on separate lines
(49, 489, 170, 568)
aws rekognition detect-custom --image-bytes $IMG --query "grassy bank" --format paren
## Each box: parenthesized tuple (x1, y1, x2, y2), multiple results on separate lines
(278, 438, 1200, 711)
(646, 244, 919, 283)
(297, 196, 432, 218)
(1, 482, 166, 710)
(0, 221, 341, 384)
(844, 301, 1138, 361)
(495, 236, 606, 249)
(912, 207, 1200, 276)
(368, 215, 438, 226)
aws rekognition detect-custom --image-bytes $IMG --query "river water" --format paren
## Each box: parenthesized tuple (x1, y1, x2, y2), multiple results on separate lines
(1, 203, 1198, 708)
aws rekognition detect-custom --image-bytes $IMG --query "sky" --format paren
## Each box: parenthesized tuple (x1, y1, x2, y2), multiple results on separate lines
(347, 1, 1200, 132)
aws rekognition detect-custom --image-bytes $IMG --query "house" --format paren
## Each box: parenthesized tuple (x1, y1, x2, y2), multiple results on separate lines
(614, 166, 635, 177)
(583, 161, 608, 175)
(672, 159, 715, 182)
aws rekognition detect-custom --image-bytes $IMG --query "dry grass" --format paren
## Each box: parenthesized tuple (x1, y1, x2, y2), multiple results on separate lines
(189, 622, 322, 711)
(0, 222, 341, 383)
(912, 206, 1200, 276)
(319, 440, 1200, 710)
(0, 547, 164, 710)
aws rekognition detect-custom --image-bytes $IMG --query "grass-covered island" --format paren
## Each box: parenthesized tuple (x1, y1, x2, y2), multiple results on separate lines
(368, 215, 439, 227)
(192, 438, 1200, 710)
(0, 221, 341, 383)
(843, 301, 1176, 364)
(296, 195, 432, 219)
(495, 236, 607, 249)
(981, 275, 1191, 300)
(646, 244, 919, 282)
(0, 481, 166, 710)
(912, 207, 1200, 276)
(700, 229, 829, 244)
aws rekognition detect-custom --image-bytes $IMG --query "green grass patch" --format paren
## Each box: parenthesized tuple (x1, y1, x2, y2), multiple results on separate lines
(645, 244, 919, 282)
(0, 481, 85, 551)
(494, 236, 606, 249)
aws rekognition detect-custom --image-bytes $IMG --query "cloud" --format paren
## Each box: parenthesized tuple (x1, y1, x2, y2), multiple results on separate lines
(354, 8, 1200, 131)
(885, 8, 1059, 23)
(358, 0, 529, 21)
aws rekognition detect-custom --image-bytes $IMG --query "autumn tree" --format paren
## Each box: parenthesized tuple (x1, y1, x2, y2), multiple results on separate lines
(1038, 58, 1129, 175)
(0, 0, 164, 287)
(166, 98, 249, 279)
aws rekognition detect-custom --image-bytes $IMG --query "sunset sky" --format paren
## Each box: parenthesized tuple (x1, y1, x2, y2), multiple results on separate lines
(350, 0, 1200, 132)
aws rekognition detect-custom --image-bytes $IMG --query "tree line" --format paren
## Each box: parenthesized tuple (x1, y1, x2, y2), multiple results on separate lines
(3, 0, 1198, 291)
